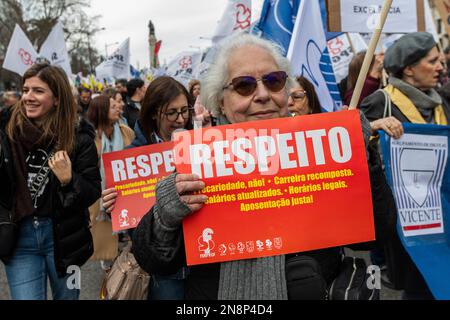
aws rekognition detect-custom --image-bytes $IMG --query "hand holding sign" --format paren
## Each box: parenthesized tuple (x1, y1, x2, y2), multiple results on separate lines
(102, 188, 118, 213)
(175, 174, 208, 212)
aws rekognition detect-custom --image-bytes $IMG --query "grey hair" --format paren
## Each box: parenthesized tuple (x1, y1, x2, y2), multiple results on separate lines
(201, 33, 293, 117)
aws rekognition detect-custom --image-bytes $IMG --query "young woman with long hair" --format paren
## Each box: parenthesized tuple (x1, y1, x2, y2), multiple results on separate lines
(0, 63, 101, 300)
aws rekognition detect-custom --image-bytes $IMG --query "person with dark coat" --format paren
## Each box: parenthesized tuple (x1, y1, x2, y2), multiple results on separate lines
(123, 79, 146, 131)
(129, 34, 396, 300)
(101, 77, 194, 300)
(360, 32, 446, 300)
(0, 63, 101, 300)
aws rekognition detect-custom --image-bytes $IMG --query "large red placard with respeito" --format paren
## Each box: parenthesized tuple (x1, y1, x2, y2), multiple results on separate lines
(102, 142, 174, 232)
(173, 110, 375, 266)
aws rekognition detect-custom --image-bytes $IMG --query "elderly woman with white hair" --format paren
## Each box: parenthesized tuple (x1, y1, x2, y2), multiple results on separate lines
(130, 34, 393, 300)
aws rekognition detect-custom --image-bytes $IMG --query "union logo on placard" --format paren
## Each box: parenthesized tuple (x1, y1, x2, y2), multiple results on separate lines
(198, 228, 215, 258)
(400, 149, 437, 207)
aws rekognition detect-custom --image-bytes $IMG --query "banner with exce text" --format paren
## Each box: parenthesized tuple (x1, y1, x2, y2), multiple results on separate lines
(102, 142, 174, 232)
(326, 0, 426, 33)
(173, 110, 375, 266)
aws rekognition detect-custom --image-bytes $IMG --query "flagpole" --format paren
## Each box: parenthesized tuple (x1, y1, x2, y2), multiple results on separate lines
(349, 0, 393, 110)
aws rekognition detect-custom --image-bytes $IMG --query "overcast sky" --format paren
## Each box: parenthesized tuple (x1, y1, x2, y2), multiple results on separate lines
(86, 0, 264, 69)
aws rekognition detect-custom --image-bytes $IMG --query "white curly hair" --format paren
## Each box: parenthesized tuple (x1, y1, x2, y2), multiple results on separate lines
(201, 33, 294, 117)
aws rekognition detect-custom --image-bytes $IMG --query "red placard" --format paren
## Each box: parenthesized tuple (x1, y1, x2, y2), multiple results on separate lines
(102, 142, 174, 232)
(173, 110, 375, 266)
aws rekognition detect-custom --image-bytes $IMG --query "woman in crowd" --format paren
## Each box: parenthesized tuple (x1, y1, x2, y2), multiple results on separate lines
(86, 94, 135, 269)
(288, 76, 322, 116)
(101, 76, 194, 300)
(127, 34, 398, 300)
(344, 51, 384, 107)
(103, 87, 128, 126)
(188, 79, 201, 101)
(361, 32, 446, 300)
(0, 63, 101, 300)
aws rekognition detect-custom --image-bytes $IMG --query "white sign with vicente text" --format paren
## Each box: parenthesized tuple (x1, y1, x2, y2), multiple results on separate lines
(390, 134, 447, 237)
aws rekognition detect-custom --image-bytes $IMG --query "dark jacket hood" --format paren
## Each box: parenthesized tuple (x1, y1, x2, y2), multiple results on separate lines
(77, 117, 96, 139)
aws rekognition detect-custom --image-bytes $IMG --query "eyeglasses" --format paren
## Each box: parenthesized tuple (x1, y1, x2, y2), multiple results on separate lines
(164, 107, 192, 121)
(290, 90, 307, 101)
(222, 71, 288, 96)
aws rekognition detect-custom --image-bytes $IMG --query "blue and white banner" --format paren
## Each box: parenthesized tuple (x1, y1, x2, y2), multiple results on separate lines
(287, 0, 342, 112)
(255, 0, 300, 55)
(380, 124, 450, 300)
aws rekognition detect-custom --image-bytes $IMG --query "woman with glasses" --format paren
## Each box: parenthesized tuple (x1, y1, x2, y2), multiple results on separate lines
(101, 76, 193, 300)
(130, 33, 399, 300)
(288, 76, 323, 116)
(128, 34, 366, 300)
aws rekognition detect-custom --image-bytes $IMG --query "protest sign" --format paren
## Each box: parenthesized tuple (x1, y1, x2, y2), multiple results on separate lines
(173, 110, 375, 266)
(326, 0, 425, 33)
(380, 124, 450, 300)
(102, 142, 174, 232)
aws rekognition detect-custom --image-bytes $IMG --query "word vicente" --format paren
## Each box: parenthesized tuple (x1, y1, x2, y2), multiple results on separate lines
(189, 127, 352, 179)
(111, 150, 174, 182)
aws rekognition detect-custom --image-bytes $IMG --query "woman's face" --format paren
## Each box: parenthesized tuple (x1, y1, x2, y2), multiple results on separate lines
(221, 45, 289, 124)
(22, 76, 56, 123)
(108, 98, 121, 124)
(192, 84, 201, 99)
(115, 92, 125, 113)
(288, 85, 310, 116)
(405, 47, 443, 90)
(157, 94, 189, 142)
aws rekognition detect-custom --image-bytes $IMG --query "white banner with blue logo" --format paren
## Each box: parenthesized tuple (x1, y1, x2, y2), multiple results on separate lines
(287, 0, 342, 112)
(380, 124, 450, 299)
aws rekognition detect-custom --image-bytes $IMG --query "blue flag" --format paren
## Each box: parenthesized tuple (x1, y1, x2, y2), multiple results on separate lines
(130, 65, 140, 79)
(255, 0, 300, 55)
(380, 124, 450, 300)
(256, 0, 342, 54)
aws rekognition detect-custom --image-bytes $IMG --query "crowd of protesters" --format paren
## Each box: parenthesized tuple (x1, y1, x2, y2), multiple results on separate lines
(1, 31, 450, 301)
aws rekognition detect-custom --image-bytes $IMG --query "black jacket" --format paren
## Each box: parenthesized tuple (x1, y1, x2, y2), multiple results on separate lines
(123, 97, 141, 132)
(360, 89, 450, 123)
(361, 90, 435, 296)
(0, 110, 101, 276)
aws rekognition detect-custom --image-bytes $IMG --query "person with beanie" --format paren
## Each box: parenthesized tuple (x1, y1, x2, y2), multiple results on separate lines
(361, 32, 447, 300)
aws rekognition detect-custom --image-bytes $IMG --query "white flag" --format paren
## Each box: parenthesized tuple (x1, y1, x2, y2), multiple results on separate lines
(212, 0, 252, 44)
(2, 24, 38, 76)
(95, 38, 131, 80)
(287, 0, 341, 112)
(166, 51, 202, 88)
(39, 22, 72, 76)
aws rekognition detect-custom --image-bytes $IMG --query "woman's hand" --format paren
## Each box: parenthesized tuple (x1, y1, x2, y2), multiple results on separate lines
(370, 117, 403, 139)
(102, 188, 118, 213)
(49, 151, 72, 186)
(175, 174, 208, 212)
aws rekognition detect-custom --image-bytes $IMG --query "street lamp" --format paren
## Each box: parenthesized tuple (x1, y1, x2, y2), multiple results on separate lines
(105, 42, 119, 57)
